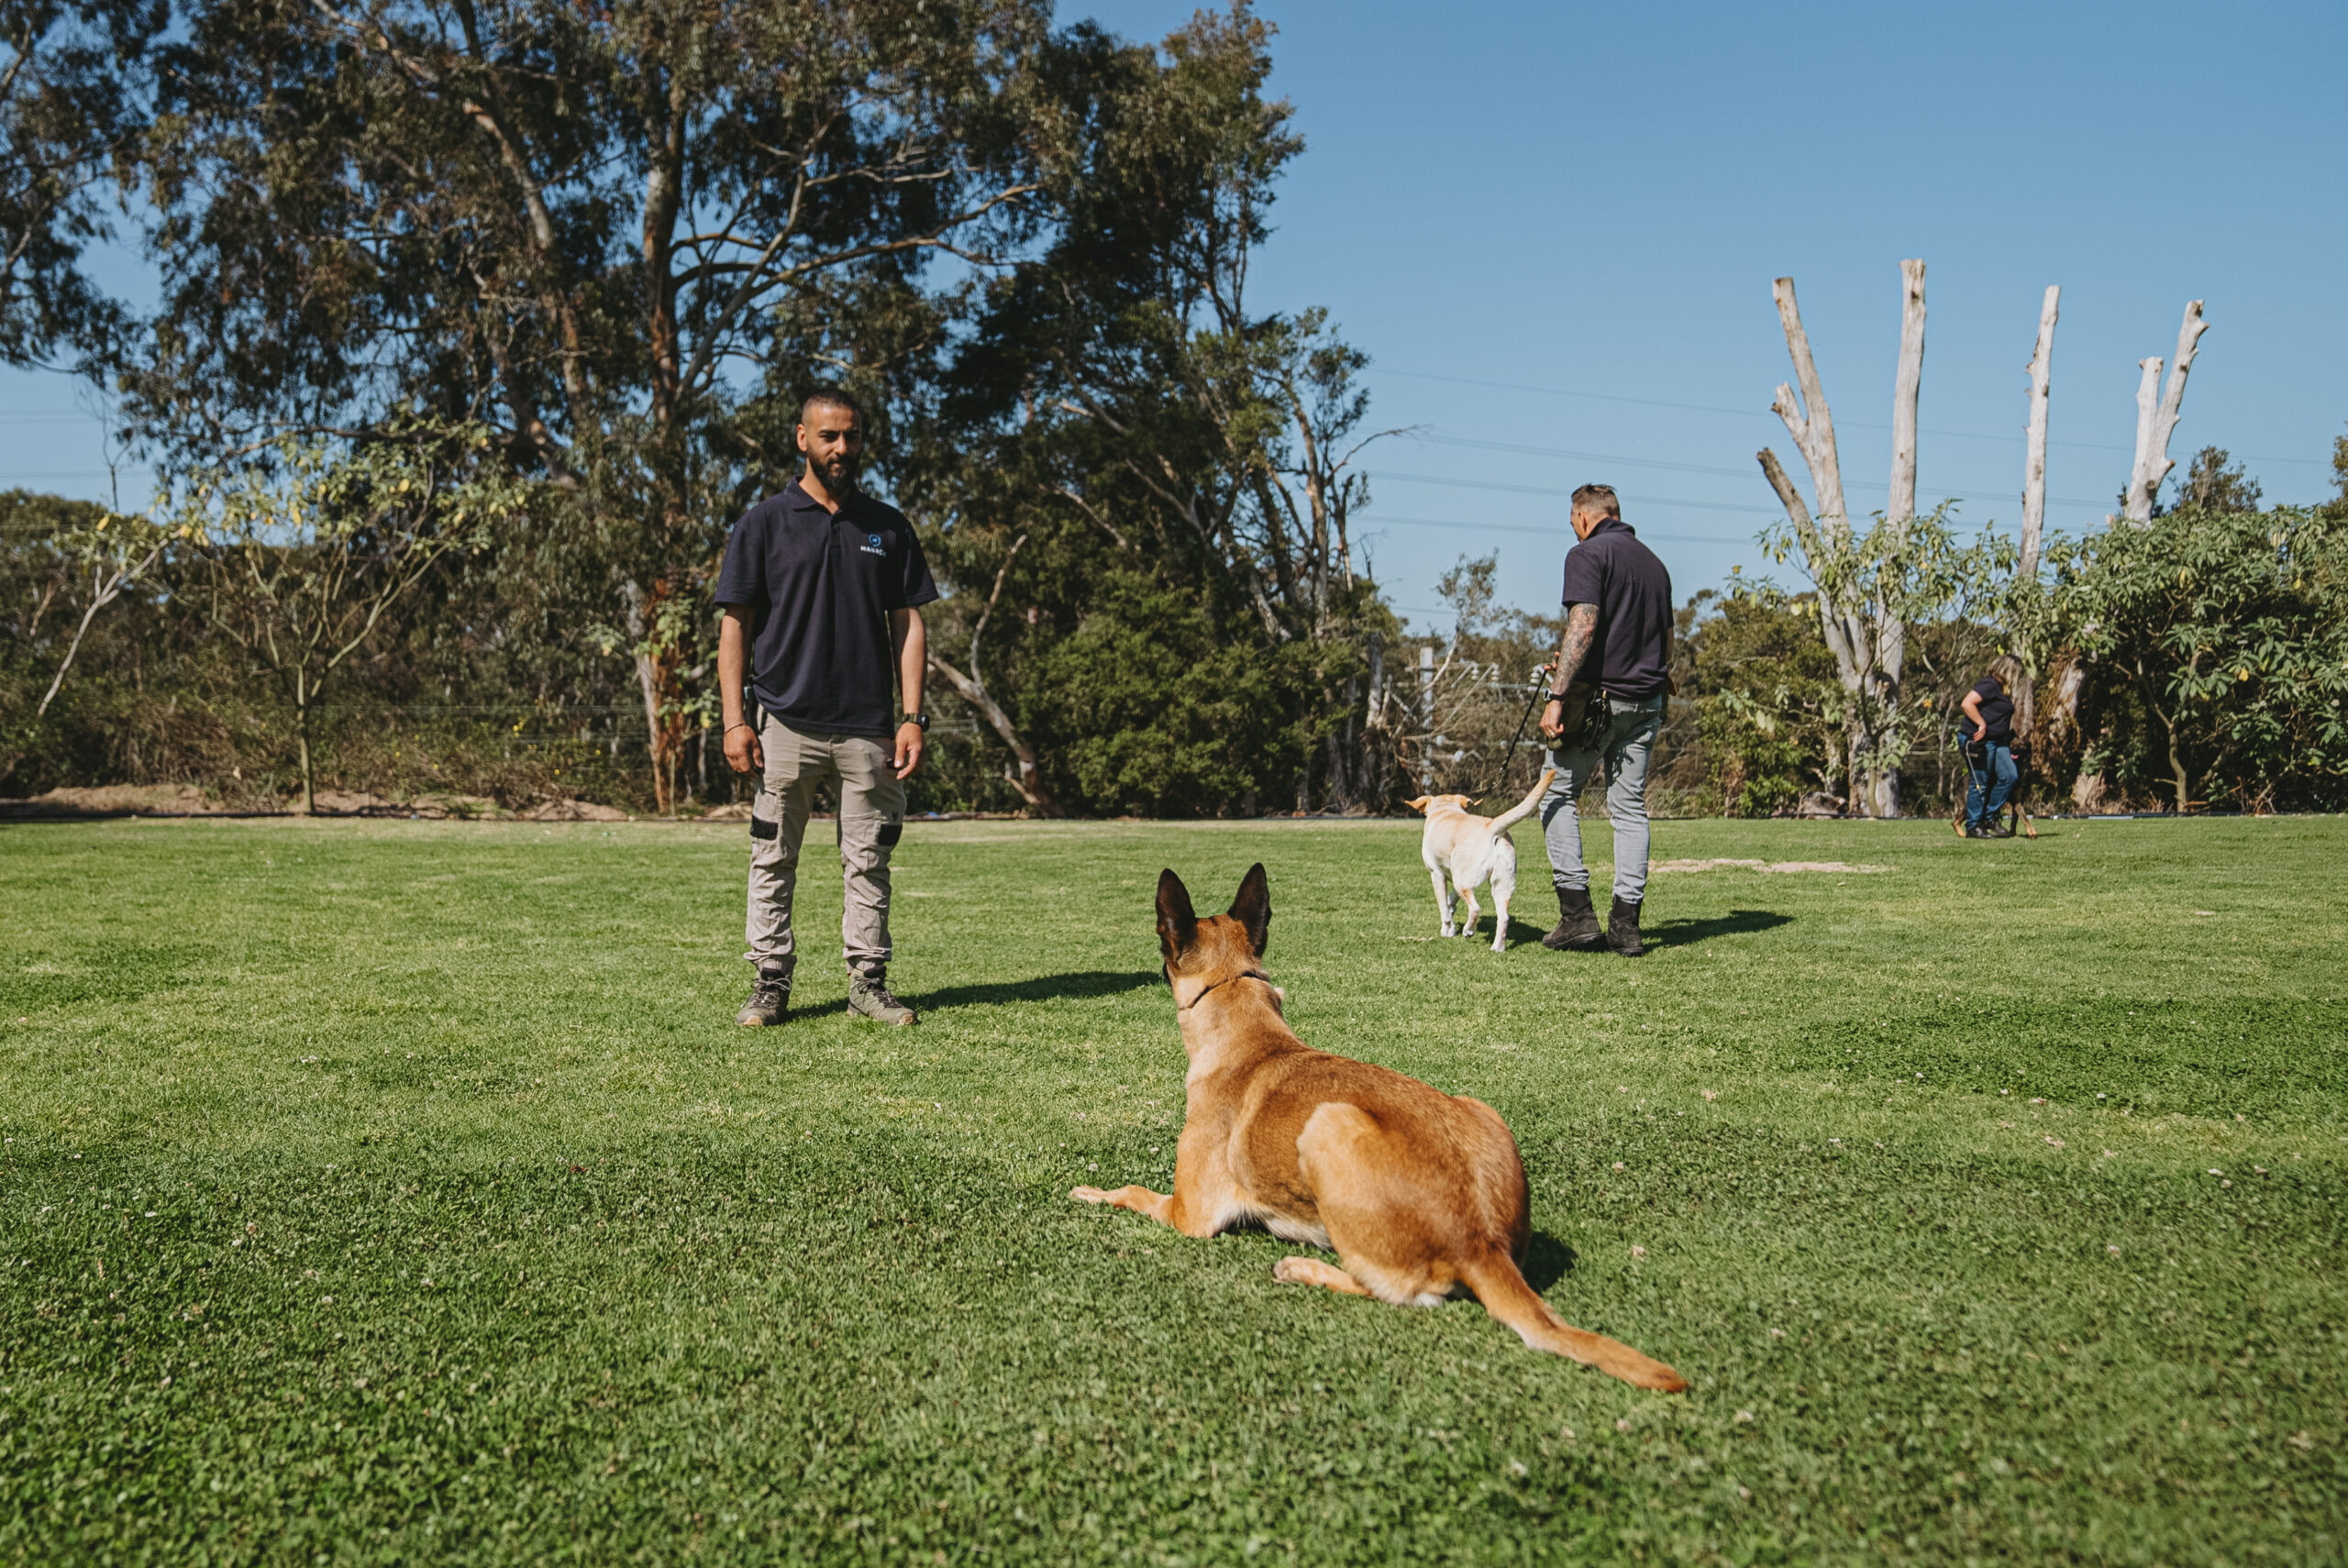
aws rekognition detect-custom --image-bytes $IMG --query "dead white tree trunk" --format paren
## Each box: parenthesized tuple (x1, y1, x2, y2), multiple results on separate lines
(1763, 274, 1878, 815)
(1771, 281, 1851, 536)
(2020, 284, 2059, 580)
(1873, 258, 1927, 818)
(2122, 300, 2207, 523)
(2014, 284, 2061, 760)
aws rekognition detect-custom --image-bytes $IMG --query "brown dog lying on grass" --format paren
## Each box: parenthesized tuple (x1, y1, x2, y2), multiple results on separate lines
(1071, 864, 1687, 1392)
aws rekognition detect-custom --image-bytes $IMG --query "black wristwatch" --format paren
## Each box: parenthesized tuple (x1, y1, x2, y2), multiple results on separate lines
(903, 712, 929, 732)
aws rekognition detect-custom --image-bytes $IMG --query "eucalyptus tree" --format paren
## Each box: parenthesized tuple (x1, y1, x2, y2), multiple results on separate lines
(0, 0, 161, 370)
(131, 0, 1060, 809)
(908, 5, 1396, 814)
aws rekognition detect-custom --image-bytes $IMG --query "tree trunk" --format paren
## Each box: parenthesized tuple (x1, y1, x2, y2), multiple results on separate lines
(2020, 285, 2059, 580)
(1331, 668, 1359, 809)
(2147, 683, 2189, 812)
(2123, 300, 2207, 522)
(1771, 279, 1849, 536)
(623, 579, 671, 814)
(1767, 275, 1889, 813)
(927, 654, 1055, 814)
(1417, 645, 1435, 795)
(295, 668, 316, 815)
(1875, 259, 1927, 818)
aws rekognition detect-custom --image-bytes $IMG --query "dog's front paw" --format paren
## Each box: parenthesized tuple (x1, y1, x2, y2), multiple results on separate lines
(1069, 1185, 1112, 1204)
(1440, 923, 1456, 938)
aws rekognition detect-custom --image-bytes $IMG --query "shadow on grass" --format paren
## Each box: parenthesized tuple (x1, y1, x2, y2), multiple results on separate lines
(1494, 909, 1793, 950)
(1644, 908, 1793, 948)
(1523, 1231, 1578, 1291)
(909, 969, 1163, 1010)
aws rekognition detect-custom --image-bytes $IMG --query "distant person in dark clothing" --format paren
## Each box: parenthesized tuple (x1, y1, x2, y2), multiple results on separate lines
(1537, 483, 1674, 957)
(1960, 653, 2024, 838)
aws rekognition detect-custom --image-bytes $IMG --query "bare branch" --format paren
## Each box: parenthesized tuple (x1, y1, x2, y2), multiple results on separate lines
(1770, 276, 1848, 542)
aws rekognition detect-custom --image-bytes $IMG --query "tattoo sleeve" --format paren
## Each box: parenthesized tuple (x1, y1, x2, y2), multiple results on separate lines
(1552, 602, 1599, 692)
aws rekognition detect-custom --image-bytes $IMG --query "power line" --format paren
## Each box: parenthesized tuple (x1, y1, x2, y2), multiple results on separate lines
(1370, 466, 2116, 513)
(1353, 510, 1755, 546)
(1413, 435, 1759, 481)
(1370, 470, 1779, 513)
(1368, 365, 2333, 467)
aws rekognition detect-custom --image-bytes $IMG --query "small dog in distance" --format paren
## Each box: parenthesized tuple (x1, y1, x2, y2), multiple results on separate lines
(1405, 768, 1556, 951)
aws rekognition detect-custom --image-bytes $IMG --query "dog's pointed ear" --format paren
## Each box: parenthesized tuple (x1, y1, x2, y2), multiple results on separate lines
(1227, 862, 1270, 957)
(1403, 795, 1430, 813)
(1156, 869, 1197, 958)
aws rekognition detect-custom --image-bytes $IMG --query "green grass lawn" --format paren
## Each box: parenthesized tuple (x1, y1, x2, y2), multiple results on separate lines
(3, 813, 2343, 1565)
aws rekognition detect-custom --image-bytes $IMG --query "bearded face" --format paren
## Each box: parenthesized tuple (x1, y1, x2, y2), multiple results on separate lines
(796, 401, 864, 493)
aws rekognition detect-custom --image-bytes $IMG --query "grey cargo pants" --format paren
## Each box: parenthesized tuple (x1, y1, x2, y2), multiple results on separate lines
(746, 712, 905, 982)
(1540, 694, 1665, 904)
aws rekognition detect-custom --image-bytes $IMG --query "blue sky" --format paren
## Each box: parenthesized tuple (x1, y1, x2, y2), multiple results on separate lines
(6, 0, 2342, 633)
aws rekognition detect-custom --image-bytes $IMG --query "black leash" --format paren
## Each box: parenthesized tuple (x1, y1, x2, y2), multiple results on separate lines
(1482, 662, 1554, 801)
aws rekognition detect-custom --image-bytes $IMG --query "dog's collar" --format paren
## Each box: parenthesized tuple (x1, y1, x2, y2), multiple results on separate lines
(1174, 967, 1274, 1011)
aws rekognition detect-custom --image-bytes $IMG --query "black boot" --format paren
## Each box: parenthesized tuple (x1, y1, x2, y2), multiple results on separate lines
(1542, 887, 1605, 951)
(1606, 896, 1645, 957)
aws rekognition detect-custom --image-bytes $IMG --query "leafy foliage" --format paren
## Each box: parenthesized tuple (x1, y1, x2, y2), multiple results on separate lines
(2173, 446, 2263, 514)
(901, 6, 1401, 818)
(0, 0, 159, 370)
(1682, 587, 1843, 817)
(2047, 505, 2348, 812)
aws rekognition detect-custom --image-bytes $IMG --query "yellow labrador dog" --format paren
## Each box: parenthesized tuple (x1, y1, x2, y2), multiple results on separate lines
(1405, 768, 1556, 951)
(1071, 864, 1687, 1392)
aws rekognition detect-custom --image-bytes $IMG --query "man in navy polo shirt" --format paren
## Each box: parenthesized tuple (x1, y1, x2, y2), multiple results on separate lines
(716, 386, 939, 1026)
(1536, 483, 1674, 957)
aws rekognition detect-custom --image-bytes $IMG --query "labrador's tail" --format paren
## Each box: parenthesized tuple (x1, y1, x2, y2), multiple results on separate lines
(1487, 767, 1557, 836)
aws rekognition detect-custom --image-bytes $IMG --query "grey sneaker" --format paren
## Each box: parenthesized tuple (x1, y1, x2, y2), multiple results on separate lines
(847, 969, 917, 1025)
(736, 971, 791, 1026)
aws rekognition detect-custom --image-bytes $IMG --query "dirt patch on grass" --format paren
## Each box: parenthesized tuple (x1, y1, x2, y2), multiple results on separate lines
(521, 798, 631, 823)
(0, 784, 222, 817)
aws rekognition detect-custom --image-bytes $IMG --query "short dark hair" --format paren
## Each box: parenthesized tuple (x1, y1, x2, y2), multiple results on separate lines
(799, 384, 863, 425)
(1571, 483, 1621, 518)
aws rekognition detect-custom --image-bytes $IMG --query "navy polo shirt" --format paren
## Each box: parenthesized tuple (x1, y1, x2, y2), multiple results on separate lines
(1560, 518, 1674, 698)
(714, 480, 939, 738)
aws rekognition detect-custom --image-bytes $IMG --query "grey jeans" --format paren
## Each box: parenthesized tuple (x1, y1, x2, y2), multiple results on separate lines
(746, 712, 905, 981)
(1540, 695, 1664, 904)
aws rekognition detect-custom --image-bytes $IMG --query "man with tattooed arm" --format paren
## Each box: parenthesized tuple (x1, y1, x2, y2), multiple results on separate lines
(1536, 483, 1675, 957)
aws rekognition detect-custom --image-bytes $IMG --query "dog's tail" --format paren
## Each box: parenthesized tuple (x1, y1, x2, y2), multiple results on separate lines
(1459, 1251, 1688, 1392)
(1486, 767, 1557, 835)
